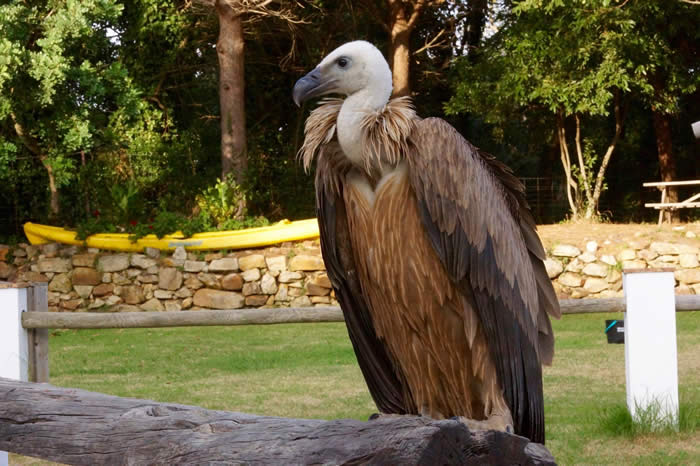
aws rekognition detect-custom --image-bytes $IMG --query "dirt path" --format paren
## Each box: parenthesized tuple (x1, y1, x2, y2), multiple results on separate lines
(537, 222, 700, 255)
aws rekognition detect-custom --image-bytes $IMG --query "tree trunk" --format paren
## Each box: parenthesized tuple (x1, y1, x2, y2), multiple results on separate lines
(585, 92, 623, 220)
(0, 377, 556, 465)
(652, 109, 679, 223)
(216, 0, 247, 185)
(464, 0, 487, 58)
(557, 113, 578, 217)
(386, 0, 436, 98)
(389, 4, 412, 97)
(41, 156, 60, 219)
(11, 114, 60, 218)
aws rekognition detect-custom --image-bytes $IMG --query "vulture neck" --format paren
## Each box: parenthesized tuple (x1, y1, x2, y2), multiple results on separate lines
(337, 84, 391, 169)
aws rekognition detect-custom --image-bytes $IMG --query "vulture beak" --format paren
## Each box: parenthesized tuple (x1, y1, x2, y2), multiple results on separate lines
(293, 67, 337, 107)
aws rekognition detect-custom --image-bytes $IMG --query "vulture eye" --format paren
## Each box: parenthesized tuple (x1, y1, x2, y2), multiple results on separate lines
(337, 57, 349, 68)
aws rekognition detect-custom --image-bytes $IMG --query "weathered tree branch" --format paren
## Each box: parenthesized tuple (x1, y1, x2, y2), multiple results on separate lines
(588, 90, 624, 218)
(10, 112, 42, 156)
(557, 112, 578, 216)
(413, 28, 447, 55)
(0, 378, 555, 465)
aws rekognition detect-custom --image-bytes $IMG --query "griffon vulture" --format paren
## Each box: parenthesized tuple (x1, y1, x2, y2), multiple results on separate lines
(293, 41, 560, 444)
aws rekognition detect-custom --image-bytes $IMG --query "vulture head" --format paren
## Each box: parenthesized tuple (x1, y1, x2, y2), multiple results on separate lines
(293, 41, 392, 110)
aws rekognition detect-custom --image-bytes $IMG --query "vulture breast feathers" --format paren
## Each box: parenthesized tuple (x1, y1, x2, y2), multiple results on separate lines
(294, 41, 560, 445)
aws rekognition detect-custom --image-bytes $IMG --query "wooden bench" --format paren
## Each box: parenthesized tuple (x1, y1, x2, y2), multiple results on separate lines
(644, 180, 700, 225)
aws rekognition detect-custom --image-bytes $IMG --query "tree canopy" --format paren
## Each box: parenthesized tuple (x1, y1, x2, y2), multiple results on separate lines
(0, 0, 698, 241)
(447, 0, 699, 220)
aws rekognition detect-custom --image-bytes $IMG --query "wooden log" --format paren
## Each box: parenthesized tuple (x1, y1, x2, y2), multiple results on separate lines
(0, 377, 555, 465)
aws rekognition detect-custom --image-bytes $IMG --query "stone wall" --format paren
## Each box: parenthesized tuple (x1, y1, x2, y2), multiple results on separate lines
(1, 235, 699, 312)
(0, 241, 335, 312)
(545, 238, 700, 299)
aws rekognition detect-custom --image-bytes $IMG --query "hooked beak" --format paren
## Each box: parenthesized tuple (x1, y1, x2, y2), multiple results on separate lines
(293, 67, 337, 107)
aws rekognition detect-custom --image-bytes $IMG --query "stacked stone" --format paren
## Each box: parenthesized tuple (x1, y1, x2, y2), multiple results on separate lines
(1, 234, 700, 311)
(0, 242, 336, 312)
(544, 239, 700, 298)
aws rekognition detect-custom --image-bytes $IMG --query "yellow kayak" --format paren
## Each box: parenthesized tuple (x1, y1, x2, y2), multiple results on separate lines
(23, 219, 320, 252)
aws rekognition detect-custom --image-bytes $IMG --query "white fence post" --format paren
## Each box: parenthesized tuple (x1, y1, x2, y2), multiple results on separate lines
(623, 270, 679, 428)
(0, 282, 30, 466)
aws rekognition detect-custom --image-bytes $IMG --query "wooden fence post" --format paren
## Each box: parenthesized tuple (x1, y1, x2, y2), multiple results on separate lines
(27, 283, 49, 383)
(623, 269, 679, 428)
(0, 282, 30, 466)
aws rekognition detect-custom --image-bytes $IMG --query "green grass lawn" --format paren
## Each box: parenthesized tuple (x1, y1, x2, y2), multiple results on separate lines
(13, 312, 700, 465)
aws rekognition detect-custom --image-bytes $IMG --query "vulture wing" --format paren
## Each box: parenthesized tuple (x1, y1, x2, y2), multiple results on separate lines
(314, 142, 416, 415)
(407, 118, 560, 443)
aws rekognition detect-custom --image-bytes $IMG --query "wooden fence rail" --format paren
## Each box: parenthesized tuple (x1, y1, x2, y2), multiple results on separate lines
(22, 306, 345, 329)
(20, 295, 700, 330)
(0, 377, 555, 465)
(14, 295, 699, 388)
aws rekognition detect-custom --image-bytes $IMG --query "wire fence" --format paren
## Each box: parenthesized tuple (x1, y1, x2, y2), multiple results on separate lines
(520, 177, 568, 224)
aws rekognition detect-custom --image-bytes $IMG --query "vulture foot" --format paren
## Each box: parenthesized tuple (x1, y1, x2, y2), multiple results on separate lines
(450, 415, 513, 434)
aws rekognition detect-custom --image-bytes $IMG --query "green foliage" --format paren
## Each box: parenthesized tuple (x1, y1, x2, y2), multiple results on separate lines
(214, 215, 269, 233)
(0, 0, 182, 230)
(196, 175, 247, 226)
(126, 211, 182, 241)
(127, 210, 269, 241)
(76, 209, 269, 242)
(0, 137, 18, 180)
(75, 216, 118, 240)
(1, 0, 699, 240)
(109, 182, 144, 226)
(76, 173, 270, 242)
(449, 1, 637, 119)
(449, 0, 699, 119)
(244, 132, 315, 221)
(447, 0, 699, 220)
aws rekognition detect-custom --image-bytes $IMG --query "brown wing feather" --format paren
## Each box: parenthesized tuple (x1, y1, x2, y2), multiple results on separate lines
(407, 117, 559, 444)
(314, 143, 415, 414)
(474, 136, 561, 366)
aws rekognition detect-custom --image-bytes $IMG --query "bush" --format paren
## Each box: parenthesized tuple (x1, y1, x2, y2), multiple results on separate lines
(75, 175, 269, 241)
(195, 174, 247, 226)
